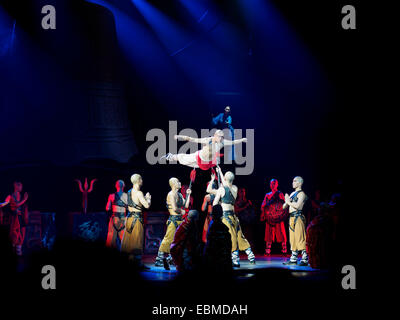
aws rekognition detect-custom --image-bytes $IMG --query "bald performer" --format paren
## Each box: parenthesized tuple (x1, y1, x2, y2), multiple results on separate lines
(161, 130, 247, 170)
(154, 177, 191, 268)
(283, 176, 309, 266)
(121, 174, 151, 266)
(213, 167, 255, 267)
(105, 180, 128, 249)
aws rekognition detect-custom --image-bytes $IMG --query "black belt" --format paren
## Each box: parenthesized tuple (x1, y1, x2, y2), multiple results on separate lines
(111, 212, 125, 219)
(126, 212, 143, 233)
(167, 214, 183, 228)
(110, 214, 125, 232)
(223, 211, 239, 230)
(289, 211, 305, 232)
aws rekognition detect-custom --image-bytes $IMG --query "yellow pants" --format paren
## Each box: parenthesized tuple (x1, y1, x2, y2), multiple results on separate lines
(159, 219, 183, 253)
(289, 215, 306, 251)
(121, 216, 144, 255)
(222, 213, 251, 252)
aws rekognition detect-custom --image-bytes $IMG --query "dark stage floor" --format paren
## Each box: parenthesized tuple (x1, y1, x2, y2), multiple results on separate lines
(140, 254, 326, 281)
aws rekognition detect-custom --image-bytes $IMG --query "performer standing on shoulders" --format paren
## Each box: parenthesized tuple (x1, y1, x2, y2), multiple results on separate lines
(213, 167, 255, 267)
(283, 176, 309, 266)
(0, 182, 29, 256)
(161, 130, 246, 169)
(260, 179, 288, 255)
(155, 177, 191, 268)
(105, 180, 127, 250)
(121, 174, 151, 268)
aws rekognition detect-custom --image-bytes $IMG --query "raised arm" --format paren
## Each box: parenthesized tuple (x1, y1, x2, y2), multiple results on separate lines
(215, 167, 227, 187)
(184, 189, 191, 209)
(201, 195, 210, 211)
(206, 174, 218, 195)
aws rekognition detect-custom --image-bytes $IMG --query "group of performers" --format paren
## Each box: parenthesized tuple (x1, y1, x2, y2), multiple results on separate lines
(102, 129, 309, 268)
(104, 174, 151, 268)
(0, 123, 310, 268)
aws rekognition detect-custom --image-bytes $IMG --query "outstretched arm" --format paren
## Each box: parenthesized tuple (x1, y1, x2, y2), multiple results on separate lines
(223, 137, 247, 146)
(0, 196, 11, 208)
(174, 135, 211, 144)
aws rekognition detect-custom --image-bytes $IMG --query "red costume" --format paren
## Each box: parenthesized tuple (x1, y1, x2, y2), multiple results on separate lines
(196, 152, 222, 170)
(8, 194, 29, 254)
(260, 189, 288, 254)
(306, 212, 334, 269)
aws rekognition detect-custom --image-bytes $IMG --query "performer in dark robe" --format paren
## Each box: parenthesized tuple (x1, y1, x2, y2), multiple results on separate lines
(306, 203, 334, 269)
(170, 210, 201, 273)
(203, 205, 232, 275)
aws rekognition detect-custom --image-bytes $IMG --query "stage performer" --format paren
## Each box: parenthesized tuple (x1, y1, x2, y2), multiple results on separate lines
(235, 188, 255, 247)
(260, 179, 288, 255)
(0, 182, 29, 256)
(121, 174, 151, 267)
(181, 184, 194, 210)
(170, 210, 201, 273)
(211, 106, 235, 160)
(283, 176, 309, 266)
(213, 167, 255, 267)
(306, 203, 334, 269)
(105, 180, 128, 249)
(201, 173, 219, 243)
(155, 177, 191, 267)
(161, 130, 247, 169)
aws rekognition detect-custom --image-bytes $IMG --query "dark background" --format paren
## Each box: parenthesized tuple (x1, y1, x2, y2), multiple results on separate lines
(0, 0, 364, 210)
(0, 0, 370, 307)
